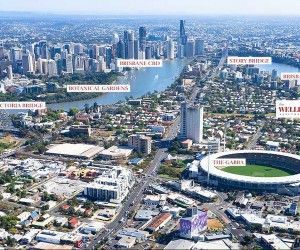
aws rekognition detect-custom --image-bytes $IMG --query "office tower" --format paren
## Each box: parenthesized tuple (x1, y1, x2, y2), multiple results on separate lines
(50, 46, 62, 59)
(134, 39, 139, 59)
(91, 59, 99, 72)
(56, 58, 63, 75)
(167, 40, 175, 60)
(99, 56, 106, 72)
(105, 47, 112, 68)
(74, 56, 84, 72)
(11, 48, 22, 62)
(112, 33, 119, 44)
(48, 59, 57, 76)
(123, 30, 129, 59)
(128, 134, 152, 155)
(7, 65, 13, 80)
(145, 46, 152, 59)
(36, 58, 43, 74)
(98, 46, 106, 57)
(139, 26, 147, 51)
(177, 44, 185, 59)
(22, 52, 34, 74)
(246, 66, 259, 76)
(127, 31, 135, 59)
(186, 39, 195, 58)
(33, 43, 40, 58)
(180, 208, 208, 239)
(83, 57, 89, 71)
(74, 43, 83, 55)
(180, 102, 204, 143)
(0, 46, 4, 60)
(272, 69, 278, 80)
(195, 38, 204, 56)
(138, 50, 145, 60)
(41, 59, 48, 75)
(117, 40, 125, 58)
(92, 44, 99, 59)
(65, 54, 73, 74)
(64, 44, 70, 54)
(179, 20, 187, 45)
(39, 41, 48, 59)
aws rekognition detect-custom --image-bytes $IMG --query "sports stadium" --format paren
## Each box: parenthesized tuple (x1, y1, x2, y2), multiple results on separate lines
(199, 150, 300, 193)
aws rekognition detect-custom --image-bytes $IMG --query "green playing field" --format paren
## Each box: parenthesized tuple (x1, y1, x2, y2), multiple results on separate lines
(221, 164, 294, 177)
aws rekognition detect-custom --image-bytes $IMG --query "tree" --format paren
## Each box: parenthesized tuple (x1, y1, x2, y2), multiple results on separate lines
(84, 103, 90, 114)
(41, 204, 50, 211)
(93, 102, 98, 112)
(6, 236, 17, 247)
(68, 108, 79, 116)
(0, 216, 18, 230)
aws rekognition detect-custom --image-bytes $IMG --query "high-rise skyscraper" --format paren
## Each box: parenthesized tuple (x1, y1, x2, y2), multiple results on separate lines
(123, 30, 129, 59)
(177, 44, 185, 59)
(74, 44, 83, 55)
(139, 26, 147, 52)
(180, 102, 204, 143)
(7, 65, 13, 80)
(112, 33, 119, 44)
(92, 45, 99, 59)
(186, 39, 195, 58)
(48, 59, 58, 76)
(11, 48, 22, 62)
(105, 47, 112, 68)
(22, 52, 34, 74)
(179, 20, 187, 45)
(195, 38, 204, 56)
(167, 40, 175, 60)
(134, 39, 139, 59)
(145, 46, 152, 59)
(65, 54, 73, 74)
(39, 41, 48, 59)
(127, 31, 135, 59)
(0, 46, 4, 60)
(117, 40, 125, 58)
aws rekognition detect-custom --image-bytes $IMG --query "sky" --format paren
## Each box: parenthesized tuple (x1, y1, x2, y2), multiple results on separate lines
(0, 0, 300, 15)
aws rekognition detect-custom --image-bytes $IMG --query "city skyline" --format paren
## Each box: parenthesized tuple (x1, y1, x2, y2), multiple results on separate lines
(1, 0, 300, 16)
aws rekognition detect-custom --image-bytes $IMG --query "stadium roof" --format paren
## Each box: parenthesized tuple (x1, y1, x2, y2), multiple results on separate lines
(200, 150, 300, 185)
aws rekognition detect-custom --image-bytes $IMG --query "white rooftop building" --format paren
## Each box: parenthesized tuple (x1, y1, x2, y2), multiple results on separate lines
(84, 166, 134, 202)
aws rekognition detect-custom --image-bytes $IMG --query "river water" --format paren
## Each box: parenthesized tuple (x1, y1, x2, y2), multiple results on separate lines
(48, 59, 188, 111)
(258, 62, 300, 74)
(6, 61, 299, 113)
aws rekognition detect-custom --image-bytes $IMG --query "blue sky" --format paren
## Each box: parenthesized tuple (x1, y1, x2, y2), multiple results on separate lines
(0, 0, 299, 15)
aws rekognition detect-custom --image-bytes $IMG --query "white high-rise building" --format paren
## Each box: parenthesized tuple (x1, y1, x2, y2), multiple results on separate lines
(41, 59, 48, 75)
(180, 102, 204, 143)
(167, 40, 175, 60)
(22, 53, 34, 74)
(127, 31, 135, 59)
(36, 58, 43, 74)
(48, 59, 57, 76)
(112, 33, 120, 44)
(7, 65, 13, 80)
(65, 54, 73, 74)
(83, 166, 134, 202)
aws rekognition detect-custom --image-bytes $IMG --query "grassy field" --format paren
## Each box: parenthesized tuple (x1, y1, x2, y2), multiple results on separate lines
(222, 164, 294, 177)
(0, 135, 19, 154)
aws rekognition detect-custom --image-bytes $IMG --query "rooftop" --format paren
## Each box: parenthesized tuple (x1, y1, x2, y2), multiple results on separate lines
(46, 143, 104, 158)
